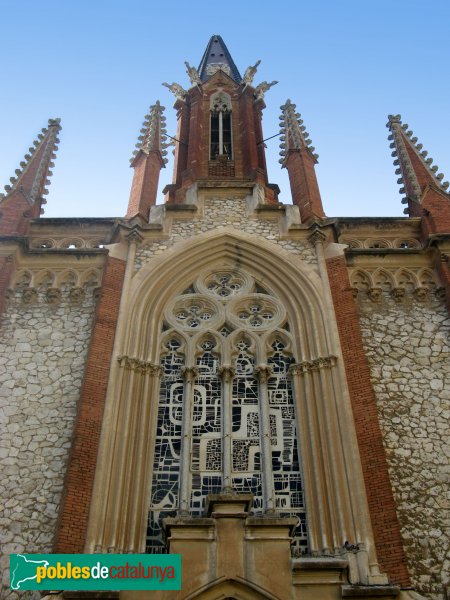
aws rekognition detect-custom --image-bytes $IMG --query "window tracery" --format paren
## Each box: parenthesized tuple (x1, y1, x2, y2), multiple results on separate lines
(210, 91, 232, 160)
(147, 269, 307, 554)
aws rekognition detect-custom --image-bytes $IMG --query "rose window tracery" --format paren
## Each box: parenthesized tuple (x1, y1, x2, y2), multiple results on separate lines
(147, 268, 307, 554)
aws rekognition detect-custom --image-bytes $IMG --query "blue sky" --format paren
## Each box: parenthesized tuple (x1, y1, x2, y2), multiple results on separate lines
(1, 0, 449, 218)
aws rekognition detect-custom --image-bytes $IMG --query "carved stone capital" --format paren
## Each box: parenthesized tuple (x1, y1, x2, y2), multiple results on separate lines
(368, 287, 382, 303)
(290, 355, 337, 376)
(69, 287, 85, 304)
(435, 287, 446, 300)
(414, 287, 429, 302)
(181, 366, 198, 383)
(391, 287, 405, 303)
(308, 229, 327, 246)
(22, 288, 38, 305)
(46, 287, 62, 305)
(350, 287, 359, 299)
(218, 365, 235, 383)
(254, 365, 273, 383)
(117, 355, 162, 376)
(126, 228, 144, 244)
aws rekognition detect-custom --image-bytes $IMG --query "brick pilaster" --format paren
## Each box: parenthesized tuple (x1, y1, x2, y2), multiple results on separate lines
(285, 149, 325, 221)
(53, 255, 126, 553)
(326, 254, 410, 587)
(126, 152, 164, 220)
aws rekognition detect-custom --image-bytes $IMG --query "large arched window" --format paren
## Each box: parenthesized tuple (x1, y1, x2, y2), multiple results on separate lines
(210, 92, 232, 159)
(147, 268, 307, 554)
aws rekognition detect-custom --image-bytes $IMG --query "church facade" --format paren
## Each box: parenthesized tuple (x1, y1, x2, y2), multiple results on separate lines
(0, 35, 449, 600)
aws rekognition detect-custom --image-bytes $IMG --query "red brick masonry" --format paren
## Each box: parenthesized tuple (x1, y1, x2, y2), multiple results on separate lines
(327, 254, 410, 587)
(54, 256, 126, 552)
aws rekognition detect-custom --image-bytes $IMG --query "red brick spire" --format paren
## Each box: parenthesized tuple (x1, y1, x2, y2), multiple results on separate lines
(387, 114, 450, 232)
(0, 118, 61, 235)
(279, 100, 325, 222)
(126, 101, 168, 220)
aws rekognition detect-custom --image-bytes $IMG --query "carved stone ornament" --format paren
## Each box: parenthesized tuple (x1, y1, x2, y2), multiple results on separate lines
(368, 288, 382, 303)
(391, 287, 405, 303)
(46, 287, 62, 305)
(218, 365, 235, 382)
(242, 60, 261, 85)
(126, 228, 144, 244)
(205, 63, 231, 77)
(414, 287, 429, 302)
(69, 287, 85, 304)
(289, 355, 337, 376)
(181, 366, 198, 382)
(22, 288, 38, 305)
(117, 355, 162, 376)
(184, 61, 202, 86)
(254, 365, 273, 383)
(308, 229, 327, 246)
(254, 80, 278, 101)
(162, 82, 188, 101)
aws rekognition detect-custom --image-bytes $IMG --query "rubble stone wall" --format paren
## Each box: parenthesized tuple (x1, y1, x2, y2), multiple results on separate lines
(135, 196, 317, 267)
(358, 294, 450, 600)
(0, 289, 96, 600)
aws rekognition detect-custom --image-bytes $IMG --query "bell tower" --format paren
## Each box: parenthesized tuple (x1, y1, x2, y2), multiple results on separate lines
(162, 35, 280, 204)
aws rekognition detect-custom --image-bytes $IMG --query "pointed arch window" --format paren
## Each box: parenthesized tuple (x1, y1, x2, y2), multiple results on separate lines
(147, 269, 307, 554)
(210, 92, 232, 160)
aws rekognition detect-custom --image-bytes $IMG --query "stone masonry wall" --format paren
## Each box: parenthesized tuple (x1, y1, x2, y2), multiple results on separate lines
(0, 288, 97, 600)
(357, 294, 450, 600)
(135, 196, 317, 267)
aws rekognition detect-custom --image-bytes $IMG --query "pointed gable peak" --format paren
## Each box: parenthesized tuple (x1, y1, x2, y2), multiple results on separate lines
(387, 114, 449, 207)
(198, 35, 242, 83)
(1, 118, 61, 209)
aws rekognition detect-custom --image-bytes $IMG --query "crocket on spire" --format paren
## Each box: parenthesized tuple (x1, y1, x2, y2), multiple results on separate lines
(126, 101, 169, 220)
(279, 100, 324, 222)
(0, 119, 61, 235)
(387, 114, 450, 232)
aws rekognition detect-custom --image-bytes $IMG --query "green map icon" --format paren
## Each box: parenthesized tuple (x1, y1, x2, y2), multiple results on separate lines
(10, 555, 49, 590)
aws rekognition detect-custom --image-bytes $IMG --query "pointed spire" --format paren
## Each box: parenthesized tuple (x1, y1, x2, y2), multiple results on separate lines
(130, 101, 169, 165)
(0, 118, 61, 210)
(387, 114, 449, 215)
(279, 100, 324, 221)
(279, 100, 319, 163)
(127, 101, 168, 220)
(198, 35, 241, 83)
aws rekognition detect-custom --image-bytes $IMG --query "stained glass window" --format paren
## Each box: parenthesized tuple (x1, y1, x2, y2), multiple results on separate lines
(147, 270, 308, 554)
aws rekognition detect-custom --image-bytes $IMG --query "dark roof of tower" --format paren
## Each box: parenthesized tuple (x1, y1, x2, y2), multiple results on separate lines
(198, 35, 242, 83)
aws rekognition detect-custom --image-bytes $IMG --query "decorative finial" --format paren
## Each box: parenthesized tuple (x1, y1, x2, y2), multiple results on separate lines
(162, 82, 188, 102)
(242, 60, 261, 86)
(184, 61, 202, 86)
(253, 80, 278, 101)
